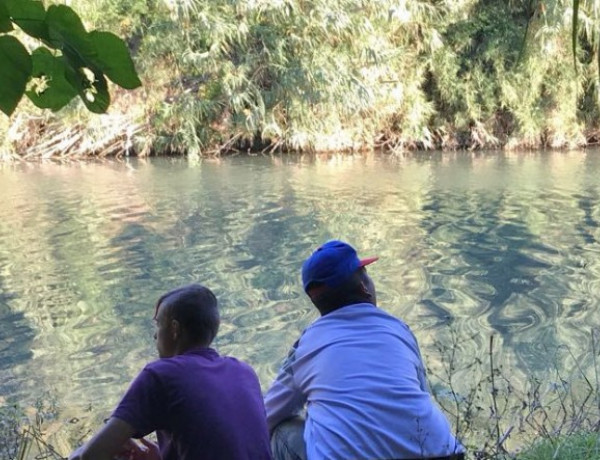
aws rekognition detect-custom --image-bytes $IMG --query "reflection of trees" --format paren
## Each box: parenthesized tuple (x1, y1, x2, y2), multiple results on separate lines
(283, 154, 436, 318)
(419, 152, 600, 380)
(166, 158, 321, 384)
(503, 154, 597, 378)
(0, 190, 34, 377)
(418, 155, 537, 376)
(0, 163, 162, 423)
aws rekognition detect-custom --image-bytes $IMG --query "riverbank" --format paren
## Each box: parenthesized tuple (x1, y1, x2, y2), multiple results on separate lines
(427, 331, 600, 459)
(2, 0, 600, 160)
(4, 331, 600, 459)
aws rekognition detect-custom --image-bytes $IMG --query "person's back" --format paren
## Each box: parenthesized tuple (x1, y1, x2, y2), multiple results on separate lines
(115, 347, 271, 460)
(287, 303, 459, 459)
(69, 284, 272, 460)
(265, 240, 464, 460)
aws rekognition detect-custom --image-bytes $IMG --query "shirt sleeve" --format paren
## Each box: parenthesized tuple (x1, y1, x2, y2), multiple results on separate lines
(264, 340, 307, 433)
(408, 327, 430, 392)
(111, 365, 167, 438)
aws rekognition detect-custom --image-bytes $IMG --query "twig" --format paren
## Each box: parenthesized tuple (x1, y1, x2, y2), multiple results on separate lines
(489, 335, 502, 450)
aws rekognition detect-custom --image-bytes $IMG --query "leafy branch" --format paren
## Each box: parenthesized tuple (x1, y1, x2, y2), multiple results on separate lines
(0, 0, 141, 116)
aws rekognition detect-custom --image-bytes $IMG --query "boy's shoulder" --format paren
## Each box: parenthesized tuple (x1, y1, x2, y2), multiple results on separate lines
(143, 349, 257, 378)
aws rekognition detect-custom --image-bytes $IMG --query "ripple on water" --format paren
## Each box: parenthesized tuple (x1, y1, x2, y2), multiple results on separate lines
(219, 297, 315, 388)
(3, 155, 600, 444)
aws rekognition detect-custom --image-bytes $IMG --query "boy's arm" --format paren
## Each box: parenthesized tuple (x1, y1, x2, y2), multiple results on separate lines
(69, 417, 136, 460)
(264, 341, 306, 433)
(71, 365, 165, 460)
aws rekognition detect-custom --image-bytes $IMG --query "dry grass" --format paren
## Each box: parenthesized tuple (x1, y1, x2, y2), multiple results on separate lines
(428, 328, 600, 459)
(1, 88, 152, 161)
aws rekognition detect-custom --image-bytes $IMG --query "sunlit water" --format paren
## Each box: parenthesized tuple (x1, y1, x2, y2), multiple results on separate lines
(1, 151, 600, 452)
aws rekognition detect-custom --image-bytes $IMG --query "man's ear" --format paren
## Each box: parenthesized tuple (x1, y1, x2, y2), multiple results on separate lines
(358, 279, 369, 294)
(358, 279, 373, 300)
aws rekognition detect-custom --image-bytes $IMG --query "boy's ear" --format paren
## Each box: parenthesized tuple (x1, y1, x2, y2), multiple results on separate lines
(171, 319, 181, 340)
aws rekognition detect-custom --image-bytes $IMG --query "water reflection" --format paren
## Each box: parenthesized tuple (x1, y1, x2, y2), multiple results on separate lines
(1, 152, 600, 447)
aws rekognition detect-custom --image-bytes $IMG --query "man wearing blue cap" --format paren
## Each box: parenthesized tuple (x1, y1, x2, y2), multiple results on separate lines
(264, 240, 464, 460)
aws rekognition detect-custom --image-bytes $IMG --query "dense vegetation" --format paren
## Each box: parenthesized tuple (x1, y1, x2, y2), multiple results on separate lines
(1, 0, 599, 157)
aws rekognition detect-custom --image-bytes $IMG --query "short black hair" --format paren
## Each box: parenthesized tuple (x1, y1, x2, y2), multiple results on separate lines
(155, 284, 220, 345)
(309, 268, 372, 314)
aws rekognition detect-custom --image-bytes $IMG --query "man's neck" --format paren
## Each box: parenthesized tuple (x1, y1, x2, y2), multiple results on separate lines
(318, 300, 375, 316)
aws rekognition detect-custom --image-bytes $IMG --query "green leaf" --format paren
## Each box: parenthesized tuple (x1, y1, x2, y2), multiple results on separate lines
(89, 31, 141, 89)
(25, 48, 78, 111)
(46, 5, 96, 62)
(65, 64, 110, 114)
(5, 0, 48, 40)
(0, 35, 32, 116)
(0, 0, 14, 33)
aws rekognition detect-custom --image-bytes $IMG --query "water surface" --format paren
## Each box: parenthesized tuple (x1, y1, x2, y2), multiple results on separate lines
(1, 151, 599, 448)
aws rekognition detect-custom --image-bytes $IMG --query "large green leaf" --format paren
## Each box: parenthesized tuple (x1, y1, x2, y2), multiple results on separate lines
(0, 0, 14, 33)
(5, 0, 48, 41)
(65, 63, 110, 114)
(46, 5, 96, 63)
(0, 35, 32, 116)
(25, 48, 78, 111)
(89, 31, 141, 89)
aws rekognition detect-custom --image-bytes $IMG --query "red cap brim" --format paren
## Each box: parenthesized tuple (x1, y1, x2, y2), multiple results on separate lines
(359, 257, 379, 267)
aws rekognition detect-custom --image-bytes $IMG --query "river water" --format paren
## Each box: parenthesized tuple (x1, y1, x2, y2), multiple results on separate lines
(1, 151, 600, 452)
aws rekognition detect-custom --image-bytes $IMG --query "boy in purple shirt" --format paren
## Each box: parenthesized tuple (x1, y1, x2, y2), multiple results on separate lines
(69, 284, 272, 460)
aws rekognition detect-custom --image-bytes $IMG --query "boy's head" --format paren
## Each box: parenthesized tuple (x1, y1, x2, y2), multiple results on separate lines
(153, 284, 220, 358)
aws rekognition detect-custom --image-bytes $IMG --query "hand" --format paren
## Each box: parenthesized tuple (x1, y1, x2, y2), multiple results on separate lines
(68, 417, 138, 460)
(115, 438, 160, 460)
(137, 438, 161, 460)
(113, 439, 142, 460)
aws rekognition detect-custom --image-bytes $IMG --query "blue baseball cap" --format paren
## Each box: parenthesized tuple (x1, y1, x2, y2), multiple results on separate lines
(301, 240, 378, 293)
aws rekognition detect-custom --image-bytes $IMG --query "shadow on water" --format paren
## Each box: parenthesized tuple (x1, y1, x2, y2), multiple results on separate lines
(0, 287, 34, 375)
(576, 190, 599, 246)
(415, 153, 596, 376)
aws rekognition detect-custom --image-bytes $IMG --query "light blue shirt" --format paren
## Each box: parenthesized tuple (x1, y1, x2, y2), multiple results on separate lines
(265, 303, 462, 459)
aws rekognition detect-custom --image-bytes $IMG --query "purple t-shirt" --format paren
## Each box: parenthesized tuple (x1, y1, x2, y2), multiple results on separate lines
(112, 347, 272, 460)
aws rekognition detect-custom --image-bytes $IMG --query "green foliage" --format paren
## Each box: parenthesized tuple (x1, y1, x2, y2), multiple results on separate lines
(3, 0, 600, 156)
(0, 35, 32, 116)
(130, 0, 600, 154)
(0, 0, 141, 116)
(138, 0, 450, 153)
(428, 1, 584, 149)
(27, 48, 78, 111)
(518, 432, 600, 459)
(6, 0, 47, 40)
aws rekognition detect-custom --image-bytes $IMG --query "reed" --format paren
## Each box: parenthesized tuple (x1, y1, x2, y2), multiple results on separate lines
(0, 397, 69, 460)
(427, 327, 600, 459)
(2, 0, 600, 158)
